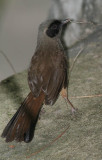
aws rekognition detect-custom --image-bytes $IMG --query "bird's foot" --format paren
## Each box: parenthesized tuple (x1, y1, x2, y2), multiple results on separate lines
(70, 107, 79, 121)
(71, 107, 78, 116)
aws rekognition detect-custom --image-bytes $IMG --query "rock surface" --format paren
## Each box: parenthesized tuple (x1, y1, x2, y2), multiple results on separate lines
(0, 27, 102, 160)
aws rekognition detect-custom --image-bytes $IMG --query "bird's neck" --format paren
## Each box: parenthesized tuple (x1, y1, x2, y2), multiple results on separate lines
(36, 36, 64, 54)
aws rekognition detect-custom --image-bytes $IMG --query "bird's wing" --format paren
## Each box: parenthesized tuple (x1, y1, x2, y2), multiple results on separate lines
(43, 67, 67, 105)
(28, 52, 68, 105)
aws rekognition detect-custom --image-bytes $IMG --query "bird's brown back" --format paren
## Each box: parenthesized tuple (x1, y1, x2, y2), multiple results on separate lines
(28, 39, 68, 105)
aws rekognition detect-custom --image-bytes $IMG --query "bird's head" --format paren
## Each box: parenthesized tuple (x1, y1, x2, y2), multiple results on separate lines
(37, 19, 70, 43)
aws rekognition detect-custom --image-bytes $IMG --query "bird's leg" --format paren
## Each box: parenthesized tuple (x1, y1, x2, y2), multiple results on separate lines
(60, 88, 77, 114)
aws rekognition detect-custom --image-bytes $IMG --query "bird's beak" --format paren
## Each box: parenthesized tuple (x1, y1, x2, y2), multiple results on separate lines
(61, 19, 71, 25)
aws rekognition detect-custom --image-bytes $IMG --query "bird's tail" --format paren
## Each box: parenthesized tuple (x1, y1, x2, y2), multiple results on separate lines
(1, 91, 45, 143)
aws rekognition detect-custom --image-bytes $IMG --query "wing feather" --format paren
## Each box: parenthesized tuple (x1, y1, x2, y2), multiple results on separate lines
(28, 51, 68, 105)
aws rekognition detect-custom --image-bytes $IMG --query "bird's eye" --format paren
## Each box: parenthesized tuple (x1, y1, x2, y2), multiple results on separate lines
(46, 20, 61, 38)
(52, 25, 57, 29)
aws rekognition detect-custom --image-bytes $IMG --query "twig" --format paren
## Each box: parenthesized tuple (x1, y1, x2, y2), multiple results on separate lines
(26, 125, 70, 158)
(70, 94, 102, 99)
(69, 48, 84, 73)
(0, 50, 16, 74)
(69, 19, 102, 26)
(68, 47, 84, 84)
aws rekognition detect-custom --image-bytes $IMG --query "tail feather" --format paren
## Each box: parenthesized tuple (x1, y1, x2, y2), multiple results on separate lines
(1, 92, 45, 143)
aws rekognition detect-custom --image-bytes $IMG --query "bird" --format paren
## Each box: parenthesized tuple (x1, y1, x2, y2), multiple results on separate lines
(1, 19, 75, 143)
